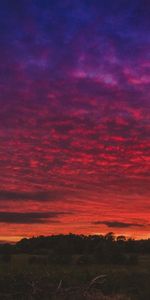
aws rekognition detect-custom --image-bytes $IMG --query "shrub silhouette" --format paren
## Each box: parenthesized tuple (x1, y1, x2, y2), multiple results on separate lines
(1, 253, 12, 263)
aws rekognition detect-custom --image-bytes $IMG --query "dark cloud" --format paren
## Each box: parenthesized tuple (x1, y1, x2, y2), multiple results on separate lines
(0, 190, 66, 202)
(0, 211, 69, 224)
(93, 221, 145, 228)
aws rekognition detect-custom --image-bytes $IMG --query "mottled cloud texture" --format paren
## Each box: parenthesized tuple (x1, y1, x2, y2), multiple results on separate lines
(0, 0, 150, 240)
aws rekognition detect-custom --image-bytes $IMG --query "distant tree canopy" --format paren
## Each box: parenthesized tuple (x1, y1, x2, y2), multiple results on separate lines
(0, 233, 149, 265)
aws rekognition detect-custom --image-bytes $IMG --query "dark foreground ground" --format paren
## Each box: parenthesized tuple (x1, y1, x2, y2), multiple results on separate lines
(0, 254, 150, 300)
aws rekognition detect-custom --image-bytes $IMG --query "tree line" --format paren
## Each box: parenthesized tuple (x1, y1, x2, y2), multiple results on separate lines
(0, 233, 150, 265)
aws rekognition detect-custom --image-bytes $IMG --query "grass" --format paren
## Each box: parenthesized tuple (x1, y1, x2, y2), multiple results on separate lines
(0, 254, 150, 299)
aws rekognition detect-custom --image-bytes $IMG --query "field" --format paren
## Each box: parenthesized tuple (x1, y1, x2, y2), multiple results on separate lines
(0, 254, 150, 300)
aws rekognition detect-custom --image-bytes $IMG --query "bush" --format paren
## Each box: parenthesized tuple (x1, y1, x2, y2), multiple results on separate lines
(48, 253, 72, 265)
(28, 255, 48, 265)
(126, 254, 138, 265)
(75, 254, 92, 265)
(1, 254, 12, 263)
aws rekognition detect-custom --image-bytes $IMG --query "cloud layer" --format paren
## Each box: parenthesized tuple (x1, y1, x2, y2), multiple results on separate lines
(0, 0, 149, 240)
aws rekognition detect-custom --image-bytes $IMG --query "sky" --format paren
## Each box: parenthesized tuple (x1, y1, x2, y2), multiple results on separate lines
(0, 0, 150, 242)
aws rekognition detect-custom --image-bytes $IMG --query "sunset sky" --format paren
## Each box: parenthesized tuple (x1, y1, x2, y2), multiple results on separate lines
(0, 0, 150, 242)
